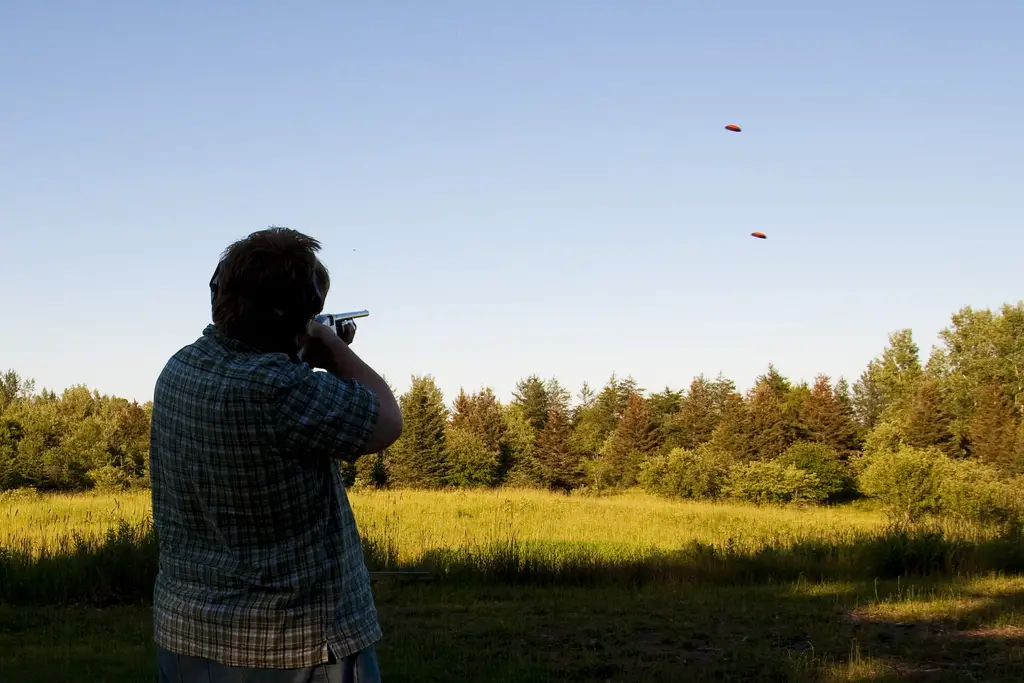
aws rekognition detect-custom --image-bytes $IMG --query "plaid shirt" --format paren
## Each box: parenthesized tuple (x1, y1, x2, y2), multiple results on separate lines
(149, 324, 382, 668)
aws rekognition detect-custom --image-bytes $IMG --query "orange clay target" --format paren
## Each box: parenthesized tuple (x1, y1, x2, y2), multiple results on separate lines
(725, 124, 741, 132)
(751, 232, 766, 239)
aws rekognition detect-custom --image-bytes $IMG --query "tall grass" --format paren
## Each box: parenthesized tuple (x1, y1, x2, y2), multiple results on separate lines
(3, 488, 1024, 605)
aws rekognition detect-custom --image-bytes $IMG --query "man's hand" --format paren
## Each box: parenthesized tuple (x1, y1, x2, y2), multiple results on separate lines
(297, 321, 351, 369)
(337, 319, 357, 345)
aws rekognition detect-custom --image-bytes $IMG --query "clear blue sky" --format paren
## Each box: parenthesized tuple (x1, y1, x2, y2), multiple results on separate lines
(2, 2, 1022, 406)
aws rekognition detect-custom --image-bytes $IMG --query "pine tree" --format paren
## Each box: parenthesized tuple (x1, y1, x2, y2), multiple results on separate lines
(784, 381, 812, 443)
(511, 375, 551, 435)
(903, 380, 960, 458)
(968, 382, 1018, 472)
(746, 369, 796, 460)
(647, 387, 682, 450)
(569, 374, 637, 459)
(450, 387, 504, 456)
(667, 376, 721, 450)
(800, 375, 859, 454)
(854, 330, 924, 429)
(599, 392, 658, 487)
(451, 389, 472, 430)
(534, 402, 580, 492)
(571, 382, 596, 426)
(709, 391, 753, 460)
(388, 376, 449, 488)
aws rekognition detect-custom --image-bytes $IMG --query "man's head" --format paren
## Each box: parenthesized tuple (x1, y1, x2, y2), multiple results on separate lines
(210, 227, 331, 354)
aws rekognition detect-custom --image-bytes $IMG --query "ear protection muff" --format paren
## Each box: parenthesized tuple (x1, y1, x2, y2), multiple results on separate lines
(209, 261, 325, 319)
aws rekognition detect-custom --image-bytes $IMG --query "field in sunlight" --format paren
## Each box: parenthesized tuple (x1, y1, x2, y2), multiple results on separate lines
(3, 488, 1024, 680)
(2, 486, 887, 566)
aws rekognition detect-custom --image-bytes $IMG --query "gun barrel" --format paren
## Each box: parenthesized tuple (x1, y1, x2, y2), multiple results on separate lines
(315, 310, 370, 325)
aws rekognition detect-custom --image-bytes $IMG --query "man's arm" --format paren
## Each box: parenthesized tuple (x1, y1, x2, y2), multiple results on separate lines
(316, 336, 402, 455)
(276, 331, 402, 460)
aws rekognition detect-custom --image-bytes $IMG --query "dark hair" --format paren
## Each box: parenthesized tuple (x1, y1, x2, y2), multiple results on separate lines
(210, 226, 330, 353)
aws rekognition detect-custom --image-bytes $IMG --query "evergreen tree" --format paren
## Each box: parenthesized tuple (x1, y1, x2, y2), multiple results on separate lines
(800, 375, 859, 454)
(746, 368, 796, 460)
(903, 379, 960, 458)
(450, 387, 504, 457)
(388, 375, 449, 488)
(647, 387, 682, 450)
(568, 374, 638, 458)
(500, 403, 538, 485)
(853, 329, 924, 429)
(534, 401, 580, 492)
(570, 382, 596, 426)
(968, 382, 1018, 472)
(599, 392, 658, 487)
(709, 390, 753, 461)
(444, 425, 500, 487)
(666, 376, 722, 450)
(511, 375, 551, 435)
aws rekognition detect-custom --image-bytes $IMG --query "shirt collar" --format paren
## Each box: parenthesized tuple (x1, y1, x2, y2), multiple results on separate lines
(203, 324, 303, 363)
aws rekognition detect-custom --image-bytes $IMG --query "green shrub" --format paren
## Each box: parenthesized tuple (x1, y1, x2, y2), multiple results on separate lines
(354, 452, 389, 489)
(640, 444, 731, 500)
(777, 441, 852, 502)
(862, 418, 906, 459)
(445, 426, 500, 488)
(858, 445, 946, 525)
(937, 458, 1021, 529)
(724, 461, 828, 505)
(637, 455, 668, 495)
(86, 465, 130, 492)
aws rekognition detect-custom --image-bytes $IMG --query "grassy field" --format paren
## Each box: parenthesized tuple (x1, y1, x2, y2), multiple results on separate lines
(3, 489, 1024, 681)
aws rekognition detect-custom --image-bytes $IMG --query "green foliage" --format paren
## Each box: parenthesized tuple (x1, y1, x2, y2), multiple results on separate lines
(596, 392, 658, 487)
(777, 441, 852, 501)
(86, 464, 131, 492)
(499, 403, 537, 486)
(968, 383, 1019, 472)
(568, 374, 640, 459)
(709, 391, 753, 461)
(746, 367, 797, 460)
(444, 426, 501, 488)
(799, 375, 860, 453)
(533, 402, 581, 492)
(354, 452, 388, 489)
(0, 375, 151, 493)
(663, 375, 735, 451)
(903, 380, 961, 458)
(935, 459, 1021, 529)
(862, 418, 907, 459)
(639, 444, 732, 500)
(388, 375, 450, 488)
(853, 330, 924, 431)
(2, 299, 1023, 506)
(858, 445, 947, 524)
(510, 375, 551, 436)
(724, 461, 828, 505)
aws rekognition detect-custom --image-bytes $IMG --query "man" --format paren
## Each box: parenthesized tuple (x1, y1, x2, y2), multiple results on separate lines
(149, 227, 403, 683)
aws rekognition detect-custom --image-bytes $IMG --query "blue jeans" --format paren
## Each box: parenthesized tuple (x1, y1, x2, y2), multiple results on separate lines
(156, 645, 381, 683)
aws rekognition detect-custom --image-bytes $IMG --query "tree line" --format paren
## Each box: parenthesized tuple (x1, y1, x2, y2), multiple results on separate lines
(3, 301, 1024, 518)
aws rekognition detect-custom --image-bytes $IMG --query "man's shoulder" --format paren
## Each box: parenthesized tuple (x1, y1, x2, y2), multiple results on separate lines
(155, 327, 307, 401)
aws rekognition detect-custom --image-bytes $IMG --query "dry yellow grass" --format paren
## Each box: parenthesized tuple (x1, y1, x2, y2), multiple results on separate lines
(1, 487, 887, 563)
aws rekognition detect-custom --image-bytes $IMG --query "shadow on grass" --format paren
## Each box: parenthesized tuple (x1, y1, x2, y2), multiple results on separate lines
(3, 578, 1024, 682)
(4, 517, 1024, 609)
(815, 580, 1024, 682)
(382, 527, 1024, 590)
(0, 520, 156, 606)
